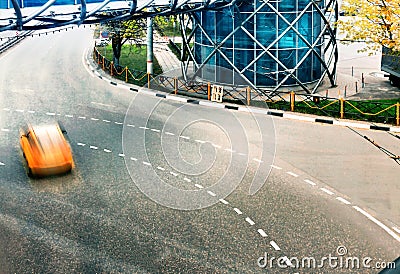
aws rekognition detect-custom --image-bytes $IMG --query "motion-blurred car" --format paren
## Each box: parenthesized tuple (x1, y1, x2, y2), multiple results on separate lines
(20, 123, 74, 177)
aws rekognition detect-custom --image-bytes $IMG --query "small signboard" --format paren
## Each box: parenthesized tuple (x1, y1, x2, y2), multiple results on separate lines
(211, 85, 223, 103)
(101, 31, 109, 38)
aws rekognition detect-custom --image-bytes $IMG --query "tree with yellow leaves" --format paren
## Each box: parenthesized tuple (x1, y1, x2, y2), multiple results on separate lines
(338, 0, 400, 51)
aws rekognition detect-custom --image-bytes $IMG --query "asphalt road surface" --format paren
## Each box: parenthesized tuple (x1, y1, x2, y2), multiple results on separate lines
(0, 28, 399, 273)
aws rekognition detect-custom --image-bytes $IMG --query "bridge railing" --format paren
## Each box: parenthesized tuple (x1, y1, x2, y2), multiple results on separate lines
(93, 47, 400, 126)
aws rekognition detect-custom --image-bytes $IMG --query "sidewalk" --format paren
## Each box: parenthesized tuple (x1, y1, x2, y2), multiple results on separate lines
(153, 40, 181, 77)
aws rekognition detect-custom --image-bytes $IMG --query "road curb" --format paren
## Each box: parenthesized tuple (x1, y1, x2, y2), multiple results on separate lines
(86, 60, 400, 134)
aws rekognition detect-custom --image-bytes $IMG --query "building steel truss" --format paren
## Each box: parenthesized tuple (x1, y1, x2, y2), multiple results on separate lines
(179, 0, 339, 96)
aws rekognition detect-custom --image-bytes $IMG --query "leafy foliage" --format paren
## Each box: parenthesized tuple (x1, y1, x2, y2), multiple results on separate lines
(338, 0, 400, 52)
(100, 16, 171, 65)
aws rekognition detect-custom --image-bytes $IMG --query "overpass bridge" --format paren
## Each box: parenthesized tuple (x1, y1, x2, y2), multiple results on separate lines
(0, 0, 229, 31)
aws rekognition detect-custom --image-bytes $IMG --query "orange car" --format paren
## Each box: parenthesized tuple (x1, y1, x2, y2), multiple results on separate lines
(20, 123, 74, 177)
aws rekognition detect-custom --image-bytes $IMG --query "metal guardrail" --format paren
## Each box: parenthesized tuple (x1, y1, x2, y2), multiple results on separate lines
(93, 47, 400, 126)
(0, 30, 33, 54)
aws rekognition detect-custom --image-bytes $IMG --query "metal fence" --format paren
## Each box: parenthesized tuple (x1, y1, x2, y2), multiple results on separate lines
(93, 47, 400, 126)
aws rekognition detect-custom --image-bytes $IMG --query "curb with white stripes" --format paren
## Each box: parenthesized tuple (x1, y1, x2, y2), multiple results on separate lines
(86, 60, 400, 134)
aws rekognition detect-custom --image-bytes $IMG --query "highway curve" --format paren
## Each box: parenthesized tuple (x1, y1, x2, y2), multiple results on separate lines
(0, 28, 398, 273)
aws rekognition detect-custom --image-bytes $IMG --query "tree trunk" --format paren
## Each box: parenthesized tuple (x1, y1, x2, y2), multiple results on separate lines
(112, 33, 122, 67)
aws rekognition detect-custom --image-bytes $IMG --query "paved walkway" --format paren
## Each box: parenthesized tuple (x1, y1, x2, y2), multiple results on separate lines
(153, 40, 181, 76)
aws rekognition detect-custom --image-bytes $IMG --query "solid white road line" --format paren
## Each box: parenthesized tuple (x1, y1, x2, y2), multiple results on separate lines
(353, 206, 400, 242)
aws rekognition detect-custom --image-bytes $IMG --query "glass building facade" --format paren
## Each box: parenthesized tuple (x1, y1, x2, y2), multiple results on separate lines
(188, 0, 338, 91)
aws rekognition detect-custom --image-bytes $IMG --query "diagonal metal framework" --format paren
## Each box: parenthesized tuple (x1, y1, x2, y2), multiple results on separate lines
(0, 0, 232, 31)
(179, 0, 339, 96)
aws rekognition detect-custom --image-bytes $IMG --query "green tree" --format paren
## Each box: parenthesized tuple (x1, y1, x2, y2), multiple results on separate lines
(338, 0, 400, 51)
(101, 16, 170, 66)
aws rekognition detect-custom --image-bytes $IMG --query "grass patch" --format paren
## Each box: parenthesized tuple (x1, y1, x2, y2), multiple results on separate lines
(96, 44, 163, 86)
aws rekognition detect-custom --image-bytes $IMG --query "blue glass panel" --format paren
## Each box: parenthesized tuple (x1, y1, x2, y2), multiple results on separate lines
(0, 0, 9, 8)
(297, 49, 312, 82)
(201, 10, 215, 46)
(256, 13, 276, 45)
(216, 10, 233, 47)
(297, 12, 312, 48)
(279, 0, 295, 12)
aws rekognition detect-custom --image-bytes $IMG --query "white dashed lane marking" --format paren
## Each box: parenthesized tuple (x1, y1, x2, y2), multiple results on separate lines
(91, 118, 99, 121)
(28, 110, 35, 114)
(258, 229, 268, 237)
(183, 177, 191, 182)
(270, 241, 281, 251)
(393, 226, 400, 234)
(207, 190, 216, 197)
(115, 122, 123, 125)
(65, 114, 73, 118)
(165, 132, 174, 136)
(46, 112, 56, 116)
(3, 108, 10, 111)
(170, 171, 178, 176)
(77, 143, 86, 146)
(143, 161, 151, 166)
(234, 208, 243, 215)
(336, 197, 351, 205)
(157, 166, 165, 171)
(194, 184, 204, 189)
(270, 165, 282, 170)
(118, 153, 125, 157)
(245, 217, 255, 226)
(127, 124, 135, 127)
(78, 116, 86, 119)
(1, 128, 10, 132)
(195, 139, 206, 144)
(212, 144, 222, 149)
(139, 126, 149, 130)
(219, 198, 229, 205)
(16, 109, 24, 112)
(253, 158, 263, 163)
(89, 145, 98, 150)
(320, 188, 334, 195)
(179, 135, 190, 140)
(151, 128, 160, 133)
(304, 179, 316, 186)
(130, 157, 138, 161)
(286, 171, 299, 177)
(0, 162, 5, 166)
(103, 119, 111, 123)
(103, 149, 112, 153)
